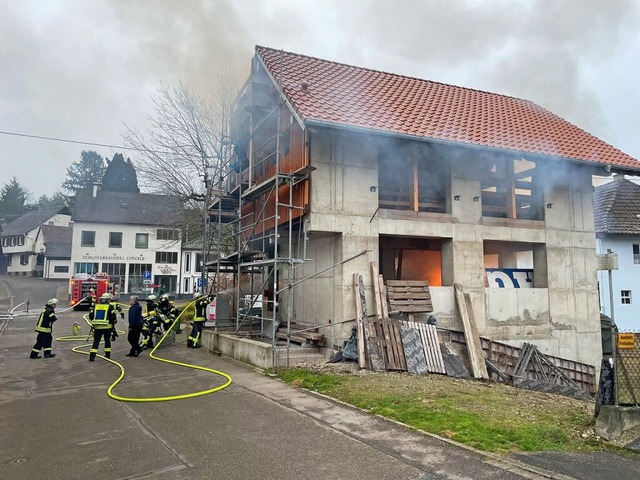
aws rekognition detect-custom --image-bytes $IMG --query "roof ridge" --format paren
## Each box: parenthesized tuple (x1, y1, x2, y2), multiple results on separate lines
(255, 45, 538, 106)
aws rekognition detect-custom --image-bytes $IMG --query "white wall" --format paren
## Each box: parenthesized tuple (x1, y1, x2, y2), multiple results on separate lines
(70, 222, 182, 293)
(44, 259, 72, 279)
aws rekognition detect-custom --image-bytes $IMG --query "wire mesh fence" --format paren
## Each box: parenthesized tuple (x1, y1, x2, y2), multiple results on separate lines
(616, 332, 640, 406)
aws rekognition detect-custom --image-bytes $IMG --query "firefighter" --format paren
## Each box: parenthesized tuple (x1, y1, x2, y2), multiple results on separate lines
(140, 294, 161, 350)
(158, 293, 180, 333)
(85, 288, 96, 311)
(89, 293, 115, 361)
(187, 292, 211, 348)
(108, 294, 124, 341)
(30, 298, 59, 359)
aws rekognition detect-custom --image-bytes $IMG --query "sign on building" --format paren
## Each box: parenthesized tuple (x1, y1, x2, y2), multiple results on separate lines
(485, 269, 533, 288)
(597, 253, 619, 271)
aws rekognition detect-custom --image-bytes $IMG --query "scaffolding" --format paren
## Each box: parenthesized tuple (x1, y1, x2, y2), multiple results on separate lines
(208, 50, 312, 366)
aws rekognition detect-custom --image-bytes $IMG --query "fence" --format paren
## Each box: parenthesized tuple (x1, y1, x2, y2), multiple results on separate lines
(445, 329, 596, 394)
(616, 332, 640, 406)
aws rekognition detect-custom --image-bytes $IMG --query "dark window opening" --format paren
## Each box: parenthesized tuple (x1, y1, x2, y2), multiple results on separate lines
(155, 251, 178, 264)
(378, 142, 448, 213)
(621, 290, 632, 304)
(481, 157, 543, 220)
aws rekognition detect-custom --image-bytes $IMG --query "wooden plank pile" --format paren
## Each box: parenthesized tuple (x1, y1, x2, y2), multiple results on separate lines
(275, 323, 326, 347)
(352, 263, 445, 374)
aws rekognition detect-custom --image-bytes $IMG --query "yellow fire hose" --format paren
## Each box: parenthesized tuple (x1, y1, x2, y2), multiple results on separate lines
(56, 299, 233, 402)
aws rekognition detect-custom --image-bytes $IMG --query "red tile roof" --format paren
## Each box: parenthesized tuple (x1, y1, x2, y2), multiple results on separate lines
(256, 46, 640, 171)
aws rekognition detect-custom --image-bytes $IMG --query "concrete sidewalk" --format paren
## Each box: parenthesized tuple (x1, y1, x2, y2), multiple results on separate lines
(1, 305, 638, 479)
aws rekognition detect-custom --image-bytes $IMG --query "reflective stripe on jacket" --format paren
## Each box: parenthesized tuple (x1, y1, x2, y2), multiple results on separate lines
(91, 303, 113, 329)
(35, 306, 57, 333)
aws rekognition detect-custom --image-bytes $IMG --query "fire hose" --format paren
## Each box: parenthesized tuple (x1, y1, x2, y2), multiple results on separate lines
(55, 298, 232, 402)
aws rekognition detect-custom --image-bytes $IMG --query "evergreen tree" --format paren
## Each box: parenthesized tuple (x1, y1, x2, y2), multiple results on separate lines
(62, 150, 106, 194)
(0, 177, 31, 222)
(101, 153, 140, 193)
(36, 191, 68, 208)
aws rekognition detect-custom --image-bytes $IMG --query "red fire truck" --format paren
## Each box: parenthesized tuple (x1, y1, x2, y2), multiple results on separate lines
(69, 273, 118, 309)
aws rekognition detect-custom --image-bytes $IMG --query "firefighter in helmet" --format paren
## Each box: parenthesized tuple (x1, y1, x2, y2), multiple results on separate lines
(158, 293, 180, 333)
(30, 298, 59, 359)
(140, 294, 161, 349)
(89, 293, 116, 361)
(187, 292, 211, 348)
(85, 288, 96, 311)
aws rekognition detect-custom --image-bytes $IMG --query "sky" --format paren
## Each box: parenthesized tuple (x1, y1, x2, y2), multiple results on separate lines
(2, 0, 640, 199)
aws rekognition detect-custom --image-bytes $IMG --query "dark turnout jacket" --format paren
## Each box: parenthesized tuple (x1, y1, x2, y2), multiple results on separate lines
(35, 305, 57, 333)
(128, 301, 144, 328)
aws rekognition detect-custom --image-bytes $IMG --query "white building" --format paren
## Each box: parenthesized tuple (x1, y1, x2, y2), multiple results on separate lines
(1, 206, 71, 276)
(70, 186, 184, 294)
(41, 224, 73, 279)
(180, 240, 205, 295)
(594, 175, 640, 331)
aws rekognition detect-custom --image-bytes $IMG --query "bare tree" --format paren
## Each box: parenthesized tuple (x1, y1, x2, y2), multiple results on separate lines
(123, 78, 234, 206)
(123, 75, 238, 290)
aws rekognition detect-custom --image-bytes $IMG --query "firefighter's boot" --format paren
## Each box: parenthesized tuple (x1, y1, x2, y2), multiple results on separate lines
(105, 352, 111, 359)
(89, 352, 96, 361)
(44, 353, 56, 358)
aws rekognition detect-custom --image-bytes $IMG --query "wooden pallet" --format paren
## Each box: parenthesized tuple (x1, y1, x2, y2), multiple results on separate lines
(386, 280, 433, 314)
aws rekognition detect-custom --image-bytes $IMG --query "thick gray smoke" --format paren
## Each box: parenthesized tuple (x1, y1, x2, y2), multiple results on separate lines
(2, 0, 638, 196)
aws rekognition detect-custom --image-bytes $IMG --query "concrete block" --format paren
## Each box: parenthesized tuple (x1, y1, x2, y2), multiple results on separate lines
(596, 406, 640, 440)
(429, 286, 455, 327)
(511, 227, 545, 244)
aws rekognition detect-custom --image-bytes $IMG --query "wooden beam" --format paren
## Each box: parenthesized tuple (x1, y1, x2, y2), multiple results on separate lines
(412, 155, 419, 212)
(454, 284, 489, 379)
(353, 273, 366, 369)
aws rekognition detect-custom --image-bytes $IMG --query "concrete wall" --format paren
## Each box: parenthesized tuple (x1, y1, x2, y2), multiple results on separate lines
(292, 128, 602, 369)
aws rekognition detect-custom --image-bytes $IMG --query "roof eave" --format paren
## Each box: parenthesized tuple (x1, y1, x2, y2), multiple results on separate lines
(304, 118, 640, 173)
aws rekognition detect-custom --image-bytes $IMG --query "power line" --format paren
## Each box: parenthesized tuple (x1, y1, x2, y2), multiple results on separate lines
(0, 130, 212, 158)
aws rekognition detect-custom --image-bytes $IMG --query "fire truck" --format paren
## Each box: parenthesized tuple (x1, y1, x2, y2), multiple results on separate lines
(69, 273, 119, 309)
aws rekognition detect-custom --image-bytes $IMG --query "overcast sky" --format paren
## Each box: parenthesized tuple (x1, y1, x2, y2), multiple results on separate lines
(2, 0, 640, 198)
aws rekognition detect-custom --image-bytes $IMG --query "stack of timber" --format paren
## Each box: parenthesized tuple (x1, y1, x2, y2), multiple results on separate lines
(275, 323, 326, 347)
(351, 264, 445, 375)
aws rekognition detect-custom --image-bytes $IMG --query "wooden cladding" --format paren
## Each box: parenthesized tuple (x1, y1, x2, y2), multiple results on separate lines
(241, 180, 308, 236)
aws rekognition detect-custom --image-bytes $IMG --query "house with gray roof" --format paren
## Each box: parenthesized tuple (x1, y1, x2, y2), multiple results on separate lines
(41, 224, 73, 279)
(0, 206, 71, 276)
(70, 185, 186, 295)
(594, 175, 640, 331)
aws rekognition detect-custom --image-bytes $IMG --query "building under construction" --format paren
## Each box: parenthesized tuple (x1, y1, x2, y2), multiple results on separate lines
(205, 45, 640, 373)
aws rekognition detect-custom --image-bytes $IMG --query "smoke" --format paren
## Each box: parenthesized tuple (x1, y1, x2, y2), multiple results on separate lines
(2, 0, 638, 197)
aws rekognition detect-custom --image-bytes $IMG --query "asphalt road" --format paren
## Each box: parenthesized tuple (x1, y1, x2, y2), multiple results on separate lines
(1, 276, 640, 480)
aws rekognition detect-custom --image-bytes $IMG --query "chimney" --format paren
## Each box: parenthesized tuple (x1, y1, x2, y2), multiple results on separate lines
(92, 182, 102, 198)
